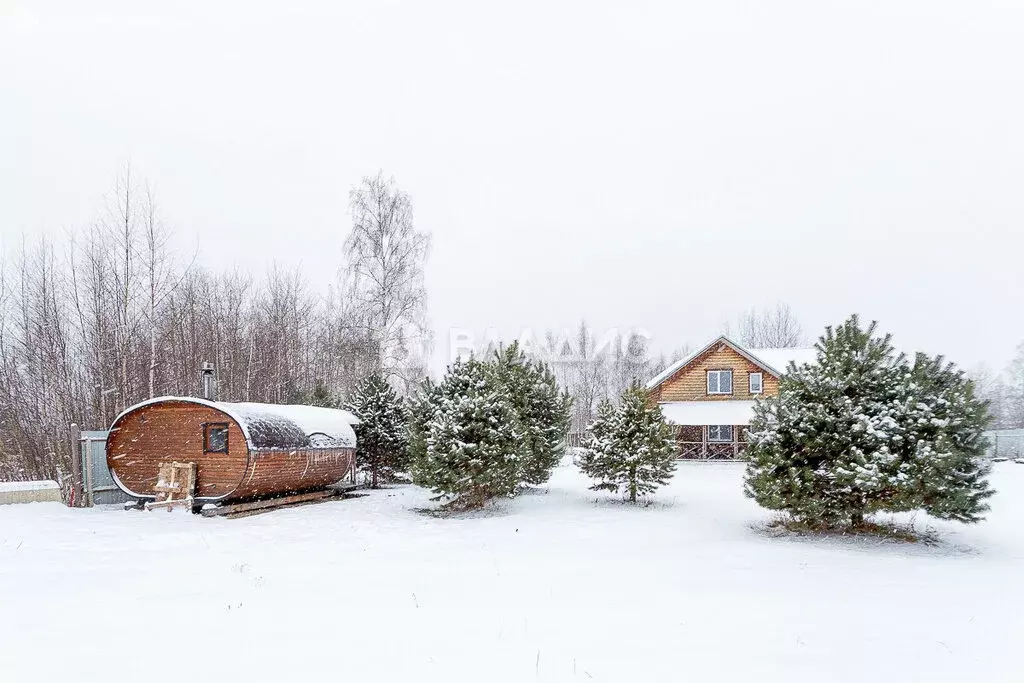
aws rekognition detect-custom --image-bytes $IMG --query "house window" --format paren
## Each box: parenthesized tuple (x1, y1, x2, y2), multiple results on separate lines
(707, 369, 733, 395)
(708, 425, 734, 442)
(204, 423, 229, 453)
(749, 372, 763, 394)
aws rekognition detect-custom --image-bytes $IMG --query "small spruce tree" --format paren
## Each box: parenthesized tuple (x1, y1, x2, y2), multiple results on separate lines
(411, 357, 525, 510)
(346, 373, 410, 488)
(744, 315, 994, 528)
(493, 342, 572, 486)
(576, 384, 677, 503)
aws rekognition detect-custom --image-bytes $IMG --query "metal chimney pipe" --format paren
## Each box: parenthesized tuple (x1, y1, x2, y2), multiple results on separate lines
(200, 362, 216, 400)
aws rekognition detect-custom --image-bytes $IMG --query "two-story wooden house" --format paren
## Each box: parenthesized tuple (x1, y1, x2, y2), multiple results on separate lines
(646, 336, 816, 459)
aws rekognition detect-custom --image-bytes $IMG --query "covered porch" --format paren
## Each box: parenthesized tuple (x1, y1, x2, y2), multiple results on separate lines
(658, 401, 756, 460)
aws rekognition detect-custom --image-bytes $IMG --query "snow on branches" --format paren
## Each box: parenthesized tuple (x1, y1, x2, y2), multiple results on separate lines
(346, 373, 410, 488)
(744, 315, 994, 528)
(409, 343, 572, 511)
(576, 383, 677, 503)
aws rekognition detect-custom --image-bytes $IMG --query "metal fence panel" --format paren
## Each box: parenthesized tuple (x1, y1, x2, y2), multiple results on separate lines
(985, 429, 1024, 460)
(80, 430, 133, 506)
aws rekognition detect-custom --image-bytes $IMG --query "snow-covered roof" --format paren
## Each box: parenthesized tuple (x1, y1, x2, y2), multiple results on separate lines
(646, 335, 817, 390)
(0, 480, 60, 493)
(112, 397, 359, 450)
(746, 347, 818, 374)
(657, 401, 758, 426)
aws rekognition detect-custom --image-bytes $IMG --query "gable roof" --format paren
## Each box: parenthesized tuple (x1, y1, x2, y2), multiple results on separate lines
(645, 336, 817, 391)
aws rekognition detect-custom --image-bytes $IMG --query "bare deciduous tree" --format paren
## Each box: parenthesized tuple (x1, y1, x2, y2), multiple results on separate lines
(731, 303, 804, 348)
(0, 166, 393, 493)
(343, 171, 431, 392)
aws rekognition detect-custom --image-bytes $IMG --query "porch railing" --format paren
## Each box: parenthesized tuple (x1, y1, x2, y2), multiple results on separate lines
(676, 441, 747, 460)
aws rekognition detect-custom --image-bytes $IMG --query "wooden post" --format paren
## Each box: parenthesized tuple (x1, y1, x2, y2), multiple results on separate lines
(69, 423, 84, 507)
(701, 426, 707, 460)
(84, 437, 95, 507)
(83, 438, 95, 507)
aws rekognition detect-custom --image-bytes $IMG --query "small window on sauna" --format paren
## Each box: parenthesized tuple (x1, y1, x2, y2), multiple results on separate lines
(707, 369, 733, 395)
(204, 423, 229, 453)
(708, 425, 733, 442)
(749, 372, 763, 394)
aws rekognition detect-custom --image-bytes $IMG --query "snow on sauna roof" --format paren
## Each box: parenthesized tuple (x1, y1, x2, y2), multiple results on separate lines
(113, 397, 359, 450)
(224, 402, 360, 449)
(658, 400, 758, 426)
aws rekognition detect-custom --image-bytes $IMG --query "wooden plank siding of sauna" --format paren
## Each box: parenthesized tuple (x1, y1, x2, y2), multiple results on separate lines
(654, 344, 780, 402)
(232, 447, 355, 500)
(106, 401, 249, 500)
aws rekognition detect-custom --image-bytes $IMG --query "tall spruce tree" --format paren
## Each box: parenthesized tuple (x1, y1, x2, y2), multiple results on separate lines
(346, 373, 410, 488)
(493, 342, 572, 486)
(407, 377, 438, 468)
(576, 384, 677, 503)
(744, 315, 993, 528)
(411, 357, 525, 510)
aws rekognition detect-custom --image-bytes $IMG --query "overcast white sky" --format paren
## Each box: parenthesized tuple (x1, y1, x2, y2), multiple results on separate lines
(3, 0, 1023, 374)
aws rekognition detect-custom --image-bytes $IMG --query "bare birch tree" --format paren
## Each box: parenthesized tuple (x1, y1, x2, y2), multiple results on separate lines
(733, 303, 804, 348)
(0, 166, 421, 489)
(343, 171, 431, 392)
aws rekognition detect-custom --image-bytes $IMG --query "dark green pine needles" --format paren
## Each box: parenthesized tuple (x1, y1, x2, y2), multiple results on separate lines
(346, 373, 410, 488)
(576, 383, 678, 503)
(744, 315, 994, 528)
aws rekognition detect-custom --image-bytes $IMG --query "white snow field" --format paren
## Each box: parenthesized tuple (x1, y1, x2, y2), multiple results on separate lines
(1, 462, 1021, 683)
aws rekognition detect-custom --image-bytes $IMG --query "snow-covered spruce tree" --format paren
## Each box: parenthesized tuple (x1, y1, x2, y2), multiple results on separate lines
(346, 373, 410, 488)
(744, 315, 994, 528)
(574, 399, 617, 490)
(407, 377, 439, 468)
(411, 357, 525, 510)
(575, 384, 677, 503)
(493, 342, 572, 486)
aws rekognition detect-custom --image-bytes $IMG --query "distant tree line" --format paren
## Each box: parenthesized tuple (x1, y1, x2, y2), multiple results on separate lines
(971, 343, 1024, 430)
(0, 167, 431, 489)
(536, 323, 680, 434)
(724, 302, 804, 349)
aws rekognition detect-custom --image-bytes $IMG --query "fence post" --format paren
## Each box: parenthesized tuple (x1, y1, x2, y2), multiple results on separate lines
(84, 438, 95, 507)
(69, 423, 83, 507)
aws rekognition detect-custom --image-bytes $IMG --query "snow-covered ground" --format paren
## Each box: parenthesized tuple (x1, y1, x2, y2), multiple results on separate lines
(1, 462, 1021, 682)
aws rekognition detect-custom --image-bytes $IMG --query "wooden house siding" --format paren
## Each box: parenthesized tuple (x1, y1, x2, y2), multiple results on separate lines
(654, 344, 779, 402)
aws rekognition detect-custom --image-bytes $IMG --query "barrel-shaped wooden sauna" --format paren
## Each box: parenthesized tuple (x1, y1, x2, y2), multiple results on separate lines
(107, 397, 358, 504)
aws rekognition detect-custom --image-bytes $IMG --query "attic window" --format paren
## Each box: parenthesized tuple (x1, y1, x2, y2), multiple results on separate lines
(749, 372, 763, 394)
(204, 423, 229, 453)
(707, 369, 733, 395)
